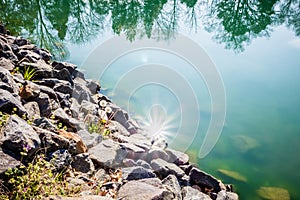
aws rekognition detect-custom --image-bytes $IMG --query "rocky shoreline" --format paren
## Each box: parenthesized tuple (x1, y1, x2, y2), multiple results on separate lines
(0, 25, 238, 200)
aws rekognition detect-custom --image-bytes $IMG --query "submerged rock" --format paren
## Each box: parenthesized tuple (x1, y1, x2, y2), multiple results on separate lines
(231, 134, 259, 153)
(218, 169, 247, 182)
(256, 187, 290, 200)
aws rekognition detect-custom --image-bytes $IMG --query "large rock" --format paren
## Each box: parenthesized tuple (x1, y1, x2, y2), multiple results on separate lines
(39, 85, 58, 99)
(34, 92, 52, 117)
(71, 153, 95, 174)
(117, 178, 173, 200)
(119, 142, 146, 159)
(151, 158, 185, 179)
(0, 115, 41, 157)
(70, 97, 80, 119)
(13, 36, 28, 46)
(72, 77, 94, 104)
(33, 117, 57, 132)
(57, 129, 87, 154)
(79, 100, 99, 116)
(55, 92, 71, 108)
(86, 79, 101, 94)
(181, 186, 211, 200)
(0, 89, 27, 116)
(77, 129, 102, 149)
(162, 174, 182, 200)
(110, 104, 137, 133)
(53, 108, 80, 130)
(34, 127, 69, 152)
(122, 166, 156, 181)
(0, 66, 18, 94)
(0, 148, 20, 175)
(53, 82, 73, 95)
(231, 135, 260, 153)
(147, 148, 169, 162)
(89, 139, 126, 168)
(189, 167, 226, 193)
(48, 149, 72, 171)
(21, 60, 52, 78)
(216, 190, 239, 200)
(0, 57, 14, 71)
(44, 195, 113, 200)
(52, 61, 77, 75)
(34, 48, 52, 62)
(19, 81, 40, 100)
(17, 49, 40, 63)
(166, 148, 189, 165)
(24, 101, 41, 120)
(119, 134, 152, 151)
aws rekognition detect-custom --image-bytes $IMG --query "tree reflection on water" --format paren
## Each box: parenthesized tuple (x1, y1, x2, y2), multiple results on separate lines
(0, 0, 299, 58)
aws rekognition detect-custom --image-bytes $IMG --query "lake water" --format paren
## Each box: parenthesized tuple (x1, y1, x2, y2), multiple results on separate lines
(1, 1, 299, 199)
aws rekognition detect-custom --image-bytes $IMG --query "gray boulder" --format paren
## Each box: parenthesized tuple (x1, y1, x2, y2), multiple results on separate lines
(0, 57, 14, 70)
(72, 77, 94, 104)
(0, 115, 41, 157)
(120, 134, 152, 151)
(33, 126, 69, 152)
(70, 97, 80, 119)
(216, 190, 239, 200)
(166, 148, 189, 165)
(151, 158, 185, 179)
(86, 79, 101, 94)
(119, 142, 146, 160)
(33, 117, 57, 132)
(182, 186, 211, 200)
(48, 149, 72, 171)
(52, 61, 77, 75)
(53, 82, 73, 95)
(147, 148, 169, 161)
(0, 148, 20, 175)
(89, 139, 126, 168)
(117, 178, 173, 200)
(24, 101, 41, 120)
(79, 100, 99, 116)
(0, 89, 27, 116)
(39, 85, 58, 99)
(122, 166, 156, 181)
(162, 174, 182, 200)
(77, 129, 102, 149)
(0, 66, 18, 93)
(136, 159, 152, 169)
(189, 167, 226, 193)
(53, 108, 80, 130)
(34, 92, 52, 117)
(71, 153, 95, 174)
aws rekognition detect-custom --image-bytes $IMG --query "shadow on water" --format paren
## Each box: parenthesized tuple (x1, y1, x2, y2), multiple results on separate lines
(0, 0, 299, 59)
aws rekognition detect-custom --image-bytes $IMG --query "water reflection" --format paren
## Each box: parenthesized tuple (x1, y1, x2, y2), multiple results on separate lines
(1, 0, 299, 58)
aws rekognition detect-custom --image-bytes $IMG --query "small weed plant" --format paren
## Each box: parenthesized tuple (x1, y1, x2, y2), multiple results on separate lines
(2, 155, 80, 199)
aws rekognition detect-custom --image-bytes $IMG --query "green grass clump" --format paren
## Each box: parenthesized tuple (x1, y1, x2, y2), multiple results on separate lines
(23, 66, 36, 81)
